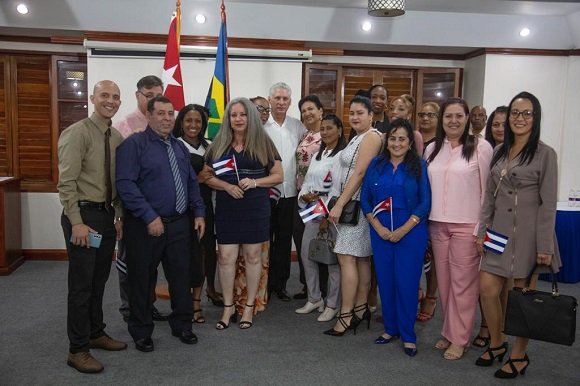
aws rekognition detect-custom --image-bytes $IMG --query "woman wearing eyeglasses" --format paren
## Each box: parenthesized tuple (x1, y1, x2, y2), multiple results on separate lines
(424, 97, 493, 361)
(416, 101, 440, 323)
(475, 92, 560, 378)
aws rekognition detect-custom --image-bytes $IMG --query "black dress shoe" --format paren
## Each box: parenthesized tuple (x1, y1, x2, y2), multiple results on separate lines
(293, 287, 307, 300)
(152, 307, 168, 321)
(276, 289, 291, 302)
(135, 338, 154, 352)
(172, 330, 198, 345)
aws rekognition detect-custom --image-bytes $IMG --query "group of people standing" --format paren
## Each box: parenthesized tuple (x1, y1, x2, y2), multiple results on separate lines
(58, 75, 560, 381)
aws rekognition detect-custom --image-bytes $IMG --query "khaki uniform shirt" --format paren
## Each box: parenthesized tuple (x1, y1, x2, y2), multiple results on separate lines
(57, 113, 124, 225)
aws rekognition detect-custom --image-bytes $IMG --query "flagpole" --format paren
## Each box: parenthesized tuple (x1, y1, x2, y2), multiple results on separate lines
(232, 155, 240, 183)
(176, 0, 181, 46)
(221, 0, 230, 103)
(390, 197, 394, 231)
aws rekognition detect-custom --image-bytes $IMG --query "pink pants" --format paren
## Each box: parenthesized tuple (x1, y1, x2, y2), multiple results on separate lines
(429, 221, 480, 347)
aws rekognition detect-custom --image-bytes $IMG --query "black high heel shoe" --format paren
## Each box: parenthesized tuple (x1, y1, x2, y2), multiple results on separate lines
(323, 311, 355, 336)
(239, 304, 254, 330)
(494, 354, 530, 379)
(207, 291, 224, 307)
(475, 342, 508, 367)
(215, 304, 237, 330)
(192, 298, 205, 324)
(352, 303, 371, 331)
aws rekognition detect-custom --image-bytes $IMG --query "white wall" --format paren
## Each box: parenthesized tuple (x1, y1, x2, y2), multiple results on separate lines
(559, 55, 580, 197)
(88, 55, 304, 121)
(21, 193, 65, 249)
(482, 54, 574, 200)
(463, 55, 486, 109)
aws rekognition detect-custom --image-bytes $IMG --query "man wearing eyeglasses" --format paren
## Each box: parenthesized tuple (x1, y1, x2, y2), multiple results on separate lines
(115, 75, 164, 138)
(114, 75, 167, 324)
(469, 105, 487, 137)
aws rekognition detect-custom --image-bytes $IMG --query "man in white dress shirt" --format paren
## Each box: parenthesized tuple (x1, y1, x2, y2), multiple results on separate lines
(263, 82, 307, 301)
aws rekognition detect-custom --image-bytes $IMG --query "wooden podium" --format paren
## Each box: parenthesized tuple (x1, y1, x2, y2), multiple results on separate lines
(0, 177, 24, 275)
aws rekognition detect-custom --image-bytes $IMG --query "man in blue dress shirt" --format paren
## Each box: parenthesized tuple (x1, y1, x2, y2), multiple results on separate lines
(116, 95, 205, 352)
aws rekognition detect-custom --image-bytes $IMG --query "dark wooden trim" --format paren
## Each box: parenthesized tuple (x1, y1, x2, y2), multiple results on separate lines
(0, 257, 24, 275)
(50, 36, 85, 45)
(0, 35, 52, 44)
(343, 49, 466, 61)
(311, 48, 344, 56)
(22, 249, 68, 261)
(570, 49, 580, 56)
(83, 31, 307, 51)
(466, 47, 571, 59)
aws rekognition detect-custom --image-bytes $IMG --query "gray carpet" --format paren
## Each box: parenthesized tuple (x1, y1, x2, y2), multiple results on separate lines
(0, 261, 578, 385)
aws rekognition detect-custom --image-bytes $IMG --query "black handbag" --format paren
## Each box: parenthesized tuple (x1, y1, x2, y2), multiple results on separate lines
(504, 264, 577, 346)
(308, 231, 338, 265)
(327, 196, 360, 226)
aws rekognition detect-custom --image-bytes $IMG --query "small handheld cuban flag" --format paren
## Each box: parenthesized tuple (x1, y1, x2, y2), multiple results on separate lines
(373, 197, 393, 230)
(212, 155, 236, 176)
(322, 171, 333, 191)
(299, 198, 329, 224)
(372, 197, 392, 218)
(269, 187, 281, 203)
(483, 228, 509, 254)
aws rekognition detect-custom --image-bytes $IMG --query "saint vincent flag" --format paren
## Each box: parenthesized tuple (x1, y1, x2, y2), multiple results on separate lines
(205, 3, 229, 139)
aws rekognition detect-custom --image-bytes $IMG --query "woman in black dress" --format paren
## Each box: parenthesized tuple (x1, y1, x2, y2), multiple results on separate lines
(205, 97, 282, 330)
(173, 104, 222, 324)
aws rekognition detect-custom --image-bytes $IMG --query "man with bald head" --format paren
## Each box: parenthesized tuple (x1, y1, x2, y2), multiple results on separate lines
(470, 105, 487, 137)
(58, 80, 127, 373)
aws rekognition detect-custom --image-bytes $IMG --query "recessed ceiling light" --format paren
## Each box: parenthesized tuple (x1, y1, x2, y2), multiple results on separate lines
(17, 3, 29, 15)
(195, 14, 206, 24)
(435, 91, 443, 98)
(362, 21, 372, 32)
(520, 27, 530, 37)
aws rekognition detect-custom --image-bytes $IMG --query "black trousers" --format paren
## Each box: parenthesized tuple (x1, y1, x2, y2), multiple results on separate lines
(125, 214, 193, 341)
(189, 201, 216, 289)
(268, 197, 295, 292)
(61, 208, 116, 353)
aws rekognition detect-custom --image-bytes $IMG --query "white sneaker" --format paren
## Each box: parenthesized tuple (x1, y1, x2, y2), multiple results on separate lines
(317, 306, 338, 322)
(295, 300, 324, 314)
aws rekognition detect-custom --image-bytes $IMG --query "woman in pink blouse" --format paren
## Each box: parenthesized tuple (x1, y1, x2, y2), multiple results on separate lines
(424, 98, 493, 360)
(292, 95, 324, 299)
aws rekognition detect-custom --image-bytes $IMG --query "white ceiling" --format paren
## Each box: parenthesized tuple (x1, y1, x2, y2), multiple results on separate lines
(1, 0, 580, 52)
(229, 0, 580, 16)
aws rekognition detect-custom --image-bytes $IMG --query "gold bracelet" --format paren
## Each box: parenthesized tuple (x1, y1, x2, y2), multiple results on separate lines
(410, 216, 419, 224)
(253, 179, 257, 188)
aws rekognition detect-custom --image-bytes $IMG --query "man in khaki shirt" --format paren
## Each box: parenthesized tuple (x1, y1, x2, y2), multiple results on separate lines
(58, 80, 127, 373)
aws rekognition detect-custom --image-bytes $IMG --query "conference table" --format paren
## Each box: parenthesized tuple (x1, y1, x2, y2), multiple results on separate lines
(539, 202, 580, 284)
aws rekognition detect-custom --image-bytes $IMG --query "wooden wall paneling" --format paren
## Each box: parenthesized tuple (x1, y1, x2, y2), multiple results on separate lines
(10, 55, 55, 191)
(0, 56, 11, 176)
(342, 68, 375, 138)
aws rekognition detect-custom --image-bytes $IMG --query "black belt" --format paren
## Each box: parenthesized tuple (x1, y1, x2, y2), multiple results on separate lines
(78, 200, 109, 211)
(161, 213, 186, 223)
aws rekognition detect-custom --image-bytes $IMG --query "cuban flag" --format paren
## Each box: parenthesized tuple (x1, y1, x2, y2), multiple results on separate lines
(322, 171, 333, 191)
(212, 155, 236, 176)
(299, 198, 329, 223)
(269, 187, 281, 203)
(484, 228, 509, 254)
(372, 197, 392, 218)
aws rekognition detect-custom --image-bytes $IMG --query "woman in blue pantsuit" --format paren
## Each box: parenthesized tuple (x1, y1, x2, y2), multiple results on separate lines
(361, 119, 431, 357)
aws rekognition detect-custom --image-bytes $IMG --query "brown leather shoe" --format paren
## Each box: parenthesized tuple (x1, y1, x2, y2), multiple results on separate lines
(67, 352, 104, 373)
(90, 334, 128, 351)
